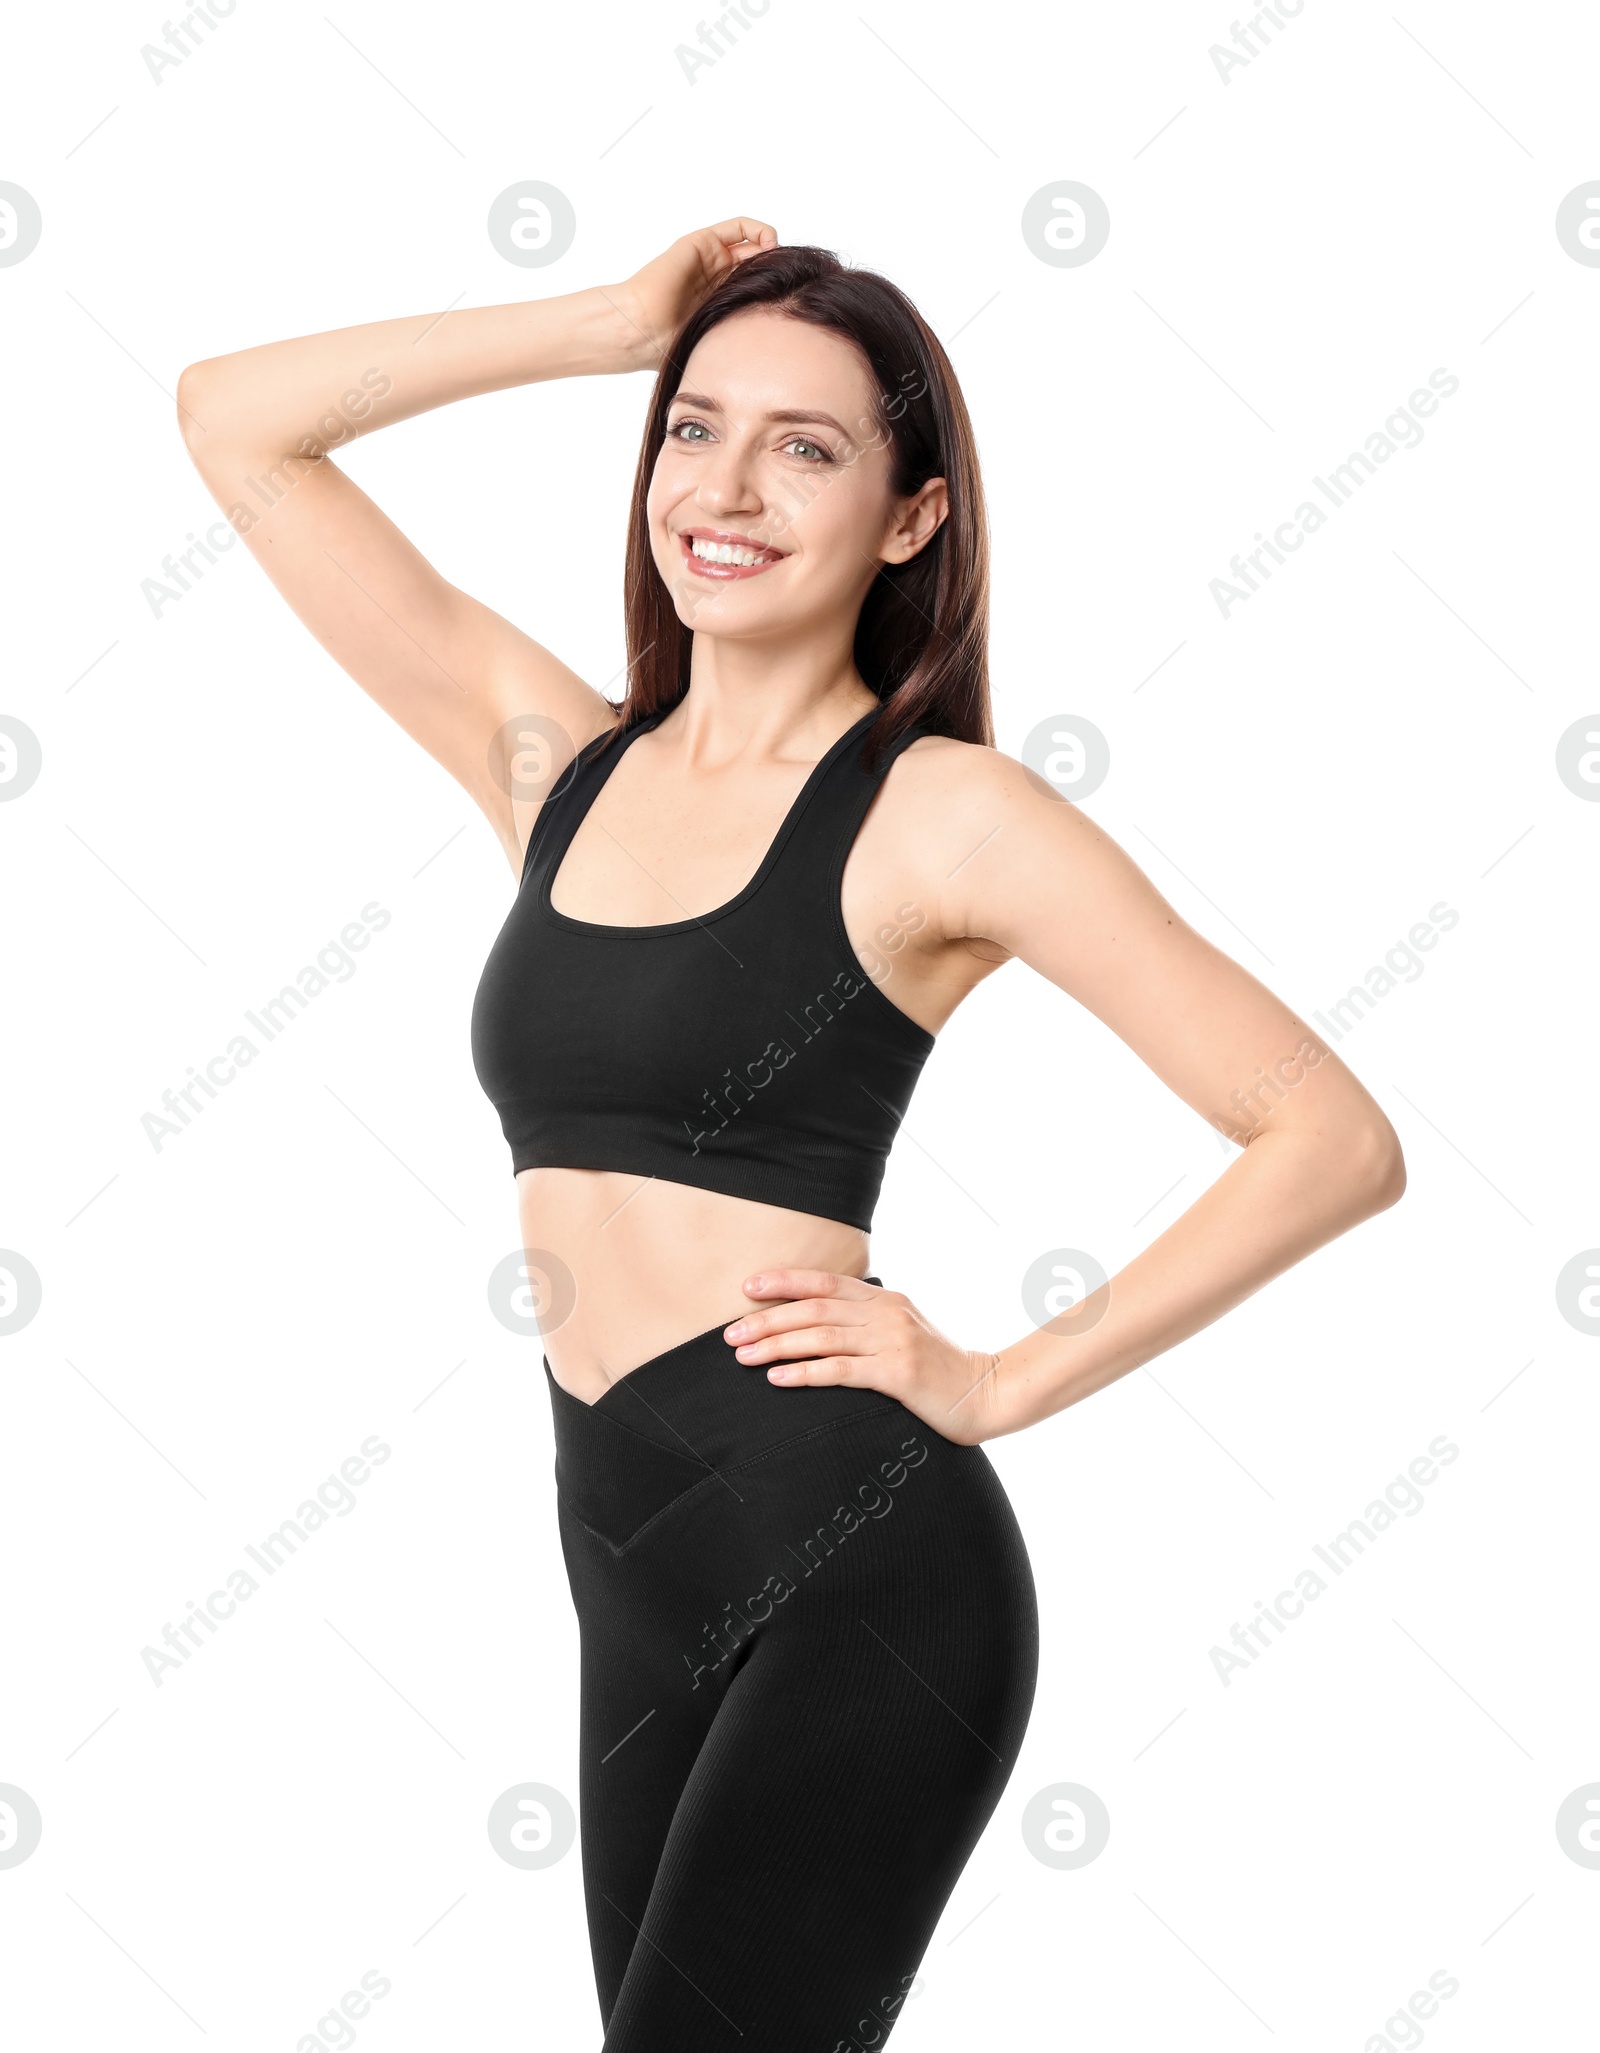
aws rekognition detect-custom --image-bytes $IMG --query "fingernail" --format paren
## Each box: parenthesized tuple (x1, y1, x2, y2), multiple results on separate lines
(725, 1321, 746, 1340)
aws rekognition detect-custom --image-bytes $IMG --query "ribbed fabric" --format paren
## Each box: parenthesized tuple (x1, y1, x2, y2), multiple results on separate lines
(546, 1296, 1039, 2051)
(469, 705, 937, 1232)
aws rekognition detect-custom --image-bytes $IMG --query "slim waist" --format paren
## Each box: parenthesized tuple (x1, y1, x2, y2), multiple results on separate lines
(544, 1277, 893, 1479)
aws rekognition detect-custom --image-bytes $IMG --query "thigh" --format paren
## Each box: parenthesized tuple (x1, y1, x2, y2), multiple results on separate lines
(573, 1607, 714, 2025)
(562, 1496, 731, 2028)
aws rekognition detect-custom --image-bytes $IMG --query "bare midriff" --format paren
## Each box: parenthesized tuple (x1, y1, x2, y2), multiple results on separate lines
(518, 1165, 869, 1405)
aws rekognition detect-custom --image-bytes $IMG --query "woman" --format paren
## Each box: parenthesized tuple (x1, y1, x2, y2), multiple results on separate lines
(178, 218, 1405, 2048)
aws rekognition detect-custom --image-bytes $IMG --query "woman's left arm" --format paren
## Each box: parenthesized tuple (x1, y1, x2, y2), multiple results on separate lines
(724, 747, 1407, 1443)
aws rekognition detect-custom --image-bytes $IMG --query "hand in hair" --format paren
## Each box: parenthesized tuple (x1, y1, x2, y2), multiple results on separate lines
(609, 217, 779, 370)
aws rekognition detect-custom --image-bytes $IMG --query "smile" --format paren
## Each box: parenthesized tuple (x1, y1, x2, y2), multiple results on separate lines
(679, 529, 787, 580)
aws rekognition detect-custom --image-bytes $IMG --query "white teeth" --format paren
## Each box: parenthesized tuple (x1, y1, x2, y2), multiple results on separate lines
(690, 537, 771, 567)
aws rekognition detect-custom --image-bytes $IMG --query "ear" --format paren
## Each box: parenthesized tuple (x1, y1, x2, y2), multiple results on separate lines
(880, 477, 949, 565)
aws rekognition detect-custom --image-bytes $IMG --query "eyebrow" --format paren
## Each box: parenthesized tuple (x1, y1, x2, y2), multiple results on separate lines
(669, 392, 859, 442)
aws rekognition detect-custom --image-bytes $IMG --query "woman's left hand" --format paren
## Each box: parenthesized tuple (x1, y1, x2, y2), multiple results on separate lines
(723, 1270, 1010, 1446)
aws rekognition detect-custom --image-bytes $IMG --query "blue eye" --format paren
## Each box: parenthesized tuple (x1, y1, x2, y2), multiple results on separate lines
(784, 437, 829, 463)
(672, 419, 712, 442)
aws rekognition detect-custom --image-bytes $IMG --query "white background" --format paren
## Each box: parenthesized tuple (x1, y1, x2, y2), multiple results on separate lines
(3, 0, 1597, 2046)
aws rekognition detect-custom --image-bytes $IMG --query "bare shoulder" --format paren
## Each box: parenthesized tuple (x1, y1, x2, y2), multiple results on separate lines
(875, 731, 1092, 868)
(880, 730, 1013, 817)
(864, 729, 1135, 952)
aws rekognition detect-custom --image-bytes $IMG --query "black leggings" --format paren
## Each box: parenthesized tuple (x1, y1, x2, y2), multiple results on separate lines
(545, 1293, 1039, 2051)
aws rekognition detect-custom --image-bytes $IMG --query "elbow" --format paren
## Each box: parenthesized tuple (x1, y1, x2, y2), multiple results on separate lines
(175, 360, 218, 459)
(1347, 1113, 1406, 1217)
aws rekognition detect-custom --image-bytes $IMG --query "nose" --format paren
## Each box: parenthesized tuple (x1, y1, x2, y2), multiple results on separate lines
(695, 435, 766, 530)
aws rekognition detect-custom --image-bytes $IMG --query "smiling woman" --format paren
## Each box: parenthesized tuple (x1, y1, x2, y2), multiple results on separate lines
(177, 215, 1404, 2051)
(467, 254, 1007, 1407)
(620, 244, 987, 759)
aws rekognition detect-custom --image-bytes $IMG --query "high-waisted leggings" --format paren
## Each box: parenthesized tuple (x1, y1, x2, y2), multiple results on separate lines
(544, 1289, 1039, 2051)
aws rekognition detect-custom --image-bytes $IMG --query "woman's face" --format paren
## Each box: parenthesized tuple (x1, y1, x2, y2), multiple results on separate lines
(646, 306, 946, 649)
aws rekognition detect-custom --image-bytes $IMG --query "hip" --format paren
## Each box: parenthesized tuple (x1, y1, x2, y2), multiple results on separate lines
(544, 1314, 1038, 1653)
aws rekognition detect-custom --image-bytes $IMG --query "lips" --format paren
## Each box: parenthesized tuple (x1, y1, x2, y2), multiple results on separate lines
(677, 528, 788, 580)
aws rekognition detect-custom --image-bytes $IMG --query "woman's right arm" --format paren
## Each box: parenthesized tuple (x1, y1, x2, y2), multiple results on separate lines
(175, 218, 776, 872)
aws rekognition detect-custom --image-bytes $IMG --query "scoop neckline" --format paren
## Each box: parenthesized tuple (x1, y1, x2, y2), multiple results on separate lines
(537, 702, 881, 938)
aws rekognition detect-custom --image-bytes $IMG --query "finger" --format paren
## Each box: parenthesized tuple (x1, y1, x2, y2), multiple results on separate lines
(706, 216, 777, 252)
(688, 220, 775, 278)
(739, 1268, 878, 1305)
(724, 1295, 870, 1344)
(765, 1356, 862, 1389)
(731, 1323, 872, 1366)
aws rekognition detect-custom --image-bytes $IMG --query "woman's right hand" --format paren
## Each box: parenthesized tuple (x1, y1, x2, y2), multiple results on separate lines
(607, 217, 779, 371)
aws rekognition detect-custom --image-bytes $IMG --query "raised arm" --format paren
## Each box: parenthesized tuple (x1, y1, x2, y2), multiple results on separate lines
(175, 218, 777, 872)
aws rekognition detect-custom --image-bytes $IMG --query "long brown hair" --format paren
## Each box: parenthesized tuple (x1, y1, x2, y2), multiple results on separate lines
(618, 244, 992, 764)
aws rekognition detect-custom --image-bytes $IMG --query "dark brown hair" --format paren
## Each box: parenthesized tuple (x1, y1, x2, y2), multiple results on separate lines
(618, 244, 991, 763)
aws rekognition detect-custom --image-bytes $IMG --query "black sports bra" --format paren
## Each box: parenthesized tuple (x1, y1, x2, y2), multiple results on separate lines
(470, 702, 936, 1234)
